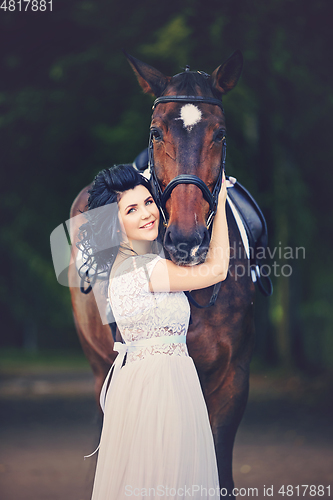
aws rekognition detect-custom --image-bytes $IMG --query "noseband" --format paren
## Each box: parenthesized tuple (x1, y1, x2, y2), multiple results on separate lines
(149, 95, 227, 229)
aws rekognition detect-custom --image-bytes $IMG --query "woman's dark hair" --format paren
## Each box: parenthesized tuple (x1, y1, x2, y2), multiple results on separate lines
(77, 164, 159, 285)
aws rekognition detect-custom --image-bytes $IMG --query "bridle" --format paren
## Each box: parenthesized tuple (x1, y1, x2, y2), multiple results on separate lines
(149, 95, 227, 230)
(148, 93, 227, 309)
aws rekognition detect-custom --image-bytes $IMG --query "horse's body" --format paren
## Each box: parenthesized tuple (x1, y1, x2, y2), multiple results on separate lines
(69, 52, 255, 497)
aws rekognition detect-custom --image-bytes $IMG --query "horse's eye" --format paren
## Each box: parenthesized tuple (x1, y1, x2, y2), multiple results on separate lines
(151, 128, 163, 142)
(214, 129, 226, 143)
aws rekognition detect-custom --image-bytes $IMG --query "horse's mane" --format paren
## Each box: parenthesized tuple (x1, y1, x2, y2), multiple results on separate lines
(165, 71, 220, 99)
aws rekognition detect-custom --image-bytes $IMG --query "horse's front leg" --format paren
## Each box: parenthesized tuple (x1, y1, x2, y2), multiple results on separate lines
(204, 359, 251, 499)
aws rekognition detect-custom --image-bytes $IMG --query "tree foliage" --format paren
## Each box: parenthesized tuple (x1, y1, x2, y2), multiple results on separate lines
(0, 0, 332, 368)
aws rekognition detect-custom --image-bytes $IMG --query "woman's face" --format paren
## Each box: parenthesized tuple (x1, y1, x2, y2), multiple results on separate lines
(117, 185, 160, 243)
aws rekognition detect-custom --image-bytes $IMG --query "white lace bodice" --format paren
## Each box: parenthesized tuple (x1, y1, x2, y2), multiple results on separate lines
(109, 254, 190, 363)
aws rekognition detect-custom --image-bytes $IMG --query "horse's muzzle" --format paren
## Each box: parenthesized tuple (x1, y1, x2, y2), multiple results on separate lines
(163, 224, 210, 265)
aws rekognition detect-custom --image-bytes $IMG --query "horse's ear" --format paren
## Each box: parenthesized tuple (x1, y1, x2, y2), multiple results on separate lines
(210, 50, 243, 96)
(123, 51, 171, 97)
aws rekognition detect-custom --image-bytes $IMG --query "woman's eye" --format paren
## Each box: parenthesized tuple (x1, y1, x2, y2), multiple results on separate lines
(127, 208, 135, 214)
(146, 199, 154, 206)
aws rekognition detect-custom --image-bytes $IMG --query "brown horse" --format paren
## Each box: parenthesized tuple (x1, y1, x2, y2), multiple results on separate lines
(68, 51, 255, 497)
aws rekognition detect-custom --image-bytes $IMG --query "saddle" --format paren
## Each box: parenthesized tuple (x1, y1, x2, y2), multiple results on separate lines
(225, 177, 273, 296)
(134, 149, 273, 297)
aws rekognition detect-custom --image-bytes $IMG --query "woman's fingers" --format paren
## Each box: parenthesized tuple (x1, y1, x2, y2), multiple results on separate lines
(218, 170, 227, 203)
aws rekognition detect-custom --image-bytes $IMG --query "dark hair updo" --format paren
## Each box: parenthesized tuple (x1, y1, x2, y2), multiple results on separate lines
(77, 164, 158, 285)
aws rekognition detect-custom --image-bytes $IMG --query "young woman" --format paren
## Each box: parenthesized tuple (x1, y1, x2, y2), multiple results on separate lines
(78, 164, 229, 500)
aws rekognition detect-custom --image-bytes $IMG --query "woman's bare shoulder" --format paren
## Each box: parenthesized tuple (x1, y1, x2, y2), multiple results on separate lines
(111, 253, 161, 279)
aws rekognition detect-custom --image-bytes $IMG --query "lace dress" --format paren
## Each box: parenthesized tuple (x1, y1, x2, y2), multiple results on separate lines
(90, 254, 220, 500)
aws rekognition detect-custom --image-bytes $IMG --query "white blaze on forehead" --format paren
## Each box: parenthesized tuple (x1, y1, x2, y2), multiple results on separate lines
(178, 104, 202, 130)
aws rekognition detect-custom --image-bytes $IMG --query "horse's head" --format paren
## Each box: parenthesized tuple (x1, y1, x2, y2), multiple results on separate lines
(126, 51, 243, 265)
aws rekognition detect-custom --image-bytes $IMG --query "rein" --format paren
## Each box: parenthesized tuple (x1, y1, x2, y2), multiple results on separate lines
(149, 94, 226, 308)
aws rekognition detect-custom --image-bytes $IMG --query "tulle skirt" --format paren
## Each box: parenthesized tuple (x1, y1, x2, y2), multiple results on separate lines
(91, 353, 220, 500)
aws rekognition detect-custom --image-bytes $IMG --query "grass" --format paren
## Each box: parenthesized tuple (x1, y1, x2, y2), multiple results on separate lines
(0, 347, 91, 373)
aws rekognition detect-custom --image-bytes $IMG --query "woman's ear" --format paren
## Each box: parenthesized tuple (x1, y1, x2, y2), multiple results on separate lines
(117, 212, 128, 241)
(117, 213, 125, 232)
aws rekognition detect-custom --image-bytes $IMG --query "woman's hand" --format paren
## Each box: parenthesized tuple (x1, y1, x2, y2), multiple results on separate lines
(149, 171, 230, 293)
(217, 170, 227, 207)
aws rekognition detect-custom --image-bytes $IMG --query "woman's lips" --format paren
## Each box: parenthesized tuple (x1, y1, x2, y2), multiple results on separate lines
(140, 220, 155, 229)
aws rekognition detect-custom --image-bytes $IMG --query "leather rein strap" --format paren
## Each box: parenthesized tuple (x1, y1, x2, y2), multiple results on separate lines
(150, 94, 226, 308)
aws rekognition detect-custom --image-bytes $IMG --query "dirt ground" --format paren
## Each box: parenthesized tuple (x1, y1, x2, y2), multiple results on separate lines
(0, 367, 332, 500)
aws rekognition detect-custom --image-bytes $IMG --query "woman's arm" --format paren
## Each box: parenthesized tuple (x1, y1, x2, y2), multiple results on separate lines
(149, 172, 229, 293)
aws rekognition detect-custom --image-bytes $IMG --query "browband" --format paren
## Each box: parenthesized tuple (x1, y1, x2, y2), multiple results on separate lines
(152, 95, 224, 111)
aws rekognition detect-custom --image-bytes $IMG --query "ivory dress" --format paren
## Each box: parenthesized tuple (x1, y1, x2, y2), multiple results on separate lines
(90, 254, 220, 500)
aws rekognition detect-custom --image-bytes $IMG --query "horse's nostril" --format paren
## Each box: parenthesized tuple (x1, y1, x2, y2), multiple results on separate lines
(201, 229, 210, 252)
(164, 228, 174, 251)
(164, 225, 211, 261)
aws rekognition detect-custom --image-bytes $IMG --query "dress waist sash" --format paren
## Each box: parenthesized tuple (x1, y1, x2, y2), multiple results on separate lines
(100, 334, 187, 413)
(84, 335, 186, 459)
